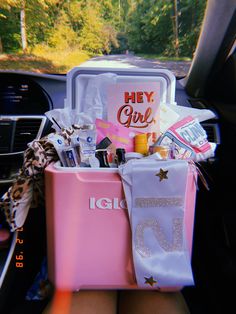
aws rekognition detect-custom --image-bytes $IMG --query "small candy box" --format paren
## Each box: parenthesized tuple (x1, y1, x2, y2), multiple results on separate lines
(45, 67, 197, 291)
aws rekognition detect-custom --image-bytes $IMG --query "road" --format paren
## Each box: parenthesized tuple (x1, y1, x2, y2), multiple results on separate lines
(81, 54, 191, 77)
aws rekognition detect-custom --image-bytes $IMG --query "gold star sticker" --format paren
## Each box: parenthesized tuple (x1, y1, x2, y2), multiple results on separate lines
(144, 276, 157, 287)
(156, 168, 168, 181)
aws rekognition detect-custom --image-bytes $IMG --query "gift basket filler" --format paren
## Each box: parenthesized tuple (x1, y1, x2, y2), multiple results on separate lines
(45, 68, 217, 291)
(42, 67, 215, 291)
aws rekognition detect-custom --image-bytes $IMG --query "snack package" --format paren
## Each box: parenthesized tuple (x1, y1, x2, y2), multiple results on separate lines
(96, 118, 140, 152)
(157, 116, 215, 161)
(157, 131, 195, 160)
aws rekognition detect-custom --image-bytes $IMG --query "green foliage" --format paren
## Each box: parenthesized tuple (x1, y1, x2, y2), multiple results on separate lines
(47, 10, 80, 50)
(126, 0, 207, 58)
(31, 45, 90, 72)
(0, 0, 207, 60)
(0, 0, 119, 55)
(0, 7, 21, 52)
(177, 0, 207, 56)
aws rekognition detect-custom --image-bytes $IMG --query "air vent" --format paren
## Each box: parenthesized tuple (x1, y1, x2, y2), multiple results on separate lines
(13, 117, 45, 152)
(0, 121, 14, 153)
(201, 123, 220, 144)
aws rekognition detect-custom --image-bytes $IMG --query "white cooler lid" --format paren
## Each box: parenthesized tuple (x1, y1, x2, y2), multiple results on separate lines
(65, 67, 176, 111)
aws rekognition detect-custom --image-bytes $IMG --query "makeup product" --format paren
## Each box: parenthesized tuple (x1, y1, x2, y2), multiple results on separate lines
(96, 118, 139, 152)
(107, 151, 117, 168)
(63, 148, 78, 167)
(116, 148, 126, 165)
(95, 149, 110, 168)
(96, 137, 112, 150)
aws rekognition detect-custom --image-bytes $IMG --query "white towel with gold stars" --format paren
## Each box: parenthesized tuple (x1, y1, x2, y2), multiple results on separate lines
(119, 159, 194, 289)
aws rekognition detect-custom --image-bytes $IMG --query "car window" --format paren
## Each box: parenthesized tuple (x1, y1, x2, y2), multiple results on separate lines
(0, 0, 207, 77)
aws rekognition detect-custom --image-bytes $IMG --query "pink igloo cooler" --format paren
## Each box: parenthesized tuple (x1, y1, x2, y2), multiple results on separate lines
(45, 162, 197, 291)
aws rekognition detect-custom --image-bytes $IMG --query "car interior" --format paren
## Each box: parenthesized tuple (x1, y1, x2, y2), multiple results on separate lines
(0, 0, 235, 313)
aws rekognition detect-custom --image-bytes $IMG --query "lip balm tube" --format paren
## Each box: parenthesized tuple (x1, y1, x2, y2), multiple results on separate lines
(63, 148, 78, 167)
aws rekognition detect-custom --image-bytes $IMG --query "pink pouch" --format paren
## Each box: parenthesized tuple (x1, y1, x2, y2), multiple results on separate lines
(45, 161, 197, 291)
(96, 118, 139, 152)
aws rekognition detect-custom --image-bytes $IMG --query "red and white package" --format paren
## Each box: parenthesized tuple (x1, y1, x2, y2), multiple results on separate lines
(167, 115, 214, 161)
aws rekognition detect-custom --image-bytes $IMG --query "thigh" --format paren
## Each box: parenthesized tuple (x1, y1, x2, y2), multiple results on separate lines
(118, 290, 190, 314)
(43, 290, 118, 314)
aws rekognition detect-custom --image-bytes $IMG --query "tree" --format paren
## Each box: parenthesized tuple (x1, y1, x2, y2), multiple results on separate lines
(0, 0, 18, 52)
(173, 0, 179, 57)
(177, 0, 207, 56)
(0, 4, 20, 52)
(0, 0, 28, 52)
(127, 0, 173, 54)
(0, 0, 18, 9)
(20, 0, 27, 52)
(126, 0, 206, 58)
(0, 0, 60, 52)
(47, 8, 79, 50)
(1, 0, 207, 58)
(48, 0, 118, 54)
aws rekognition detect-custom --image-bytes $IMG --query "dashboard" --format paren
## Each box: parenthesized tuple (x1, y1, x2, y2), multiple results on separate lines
(0, 72, 66, 190)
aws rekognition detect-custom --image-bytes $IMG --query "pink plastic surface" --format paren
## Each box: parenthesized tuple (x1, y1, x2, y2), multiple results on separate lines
(45, 163, 196, 291)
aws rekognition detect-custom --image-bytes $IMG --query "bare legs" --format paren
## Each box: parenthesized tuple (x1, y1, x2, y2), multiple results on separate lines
(43, 290, 117, 314)
(43, 290, 190, 314)
(118, 290, 190, 314)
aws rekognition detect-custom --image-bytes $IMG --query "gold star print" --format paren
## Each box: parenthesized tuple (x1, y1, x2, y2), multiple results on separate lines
(144, 276, 157, 287)
(156, 168, 168, 181)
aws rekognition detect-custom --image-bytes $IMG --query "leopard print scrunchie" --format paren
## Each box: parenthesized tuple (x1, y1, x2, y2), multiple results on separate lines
(0, 137, 58, 231)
